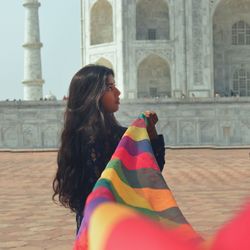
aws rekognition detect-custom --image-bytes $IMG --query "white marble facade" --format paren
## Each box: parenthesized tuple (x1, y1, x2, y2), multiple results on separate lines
(81, 0, 250, 99)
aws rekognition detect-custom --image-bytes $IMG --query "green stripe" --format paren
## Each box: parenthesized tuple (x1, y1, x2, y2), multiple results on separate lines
(106, 159, 169, 189)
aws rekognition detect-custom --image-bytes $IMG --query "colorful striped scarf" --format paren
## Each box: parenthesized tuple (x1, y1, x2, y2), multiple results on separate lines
(74, 114, 200, 250)
(73, 114, 203, 249)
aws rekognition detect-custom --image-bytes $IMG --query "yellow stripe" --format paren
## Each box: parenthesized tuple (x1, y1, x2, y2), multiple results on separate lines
(89, 203, 138, 250)
(124, 126, 149, 141)
(101, 168, 153, 210)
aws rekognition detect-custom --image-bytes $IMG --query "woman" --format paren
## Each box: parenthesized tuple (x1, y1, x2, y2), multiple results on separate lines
(52, 64, 165, 233)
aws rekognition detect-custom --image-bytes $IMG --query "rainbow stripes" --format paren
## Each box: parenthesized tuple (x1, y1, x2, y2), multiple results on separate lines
(73, 114, 202, 250)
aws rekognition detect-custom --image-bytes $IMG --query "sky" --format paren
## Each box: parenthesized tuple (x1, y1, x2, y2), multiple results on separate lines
(0, 1, 81, 100)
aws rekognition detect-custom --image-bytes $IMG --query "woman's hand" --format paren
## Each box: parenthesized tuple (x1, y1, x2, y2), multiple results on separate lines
(144, 111, 158, 140)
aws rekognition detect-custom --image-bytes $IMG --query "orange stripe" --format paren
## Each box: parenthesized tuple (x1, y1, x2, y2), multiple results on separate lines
(134, 188, 177, 211)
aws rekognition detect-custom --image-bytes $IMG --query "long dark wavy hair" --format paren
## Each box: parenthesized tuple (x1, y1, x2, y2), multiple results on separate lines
(52, 64, 120, 212)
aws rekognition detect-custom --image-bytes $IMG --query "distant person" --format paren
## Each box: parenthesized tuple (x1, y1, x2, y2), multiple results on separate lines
(52, 64, 165, 233)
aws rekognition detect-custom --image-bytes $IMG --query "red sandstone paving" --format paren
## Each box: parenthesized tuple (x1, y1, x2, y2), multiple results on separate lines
(0, 149, 250, 249)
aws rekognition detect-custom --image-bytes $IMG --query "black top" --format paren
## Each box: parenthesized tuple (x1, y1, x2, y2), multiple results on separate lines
(76, 126, 165, 233)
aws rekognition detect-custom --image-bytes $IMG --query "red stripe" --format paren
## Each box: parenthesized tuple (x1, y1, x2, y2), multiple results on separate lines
(85, 186, 114, 207)
(73, 227, 88, 250)
(112, 147, 159, 171)
(131, 118, 147, 128)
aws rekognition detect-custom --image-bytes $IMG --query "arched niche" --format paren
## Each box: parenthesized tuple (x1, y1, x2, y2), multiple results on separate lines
(96, 57, 113, 69)
(90, 0, 113, 45)
(137, 54, 171, 98)
(136, 0, 170, 40)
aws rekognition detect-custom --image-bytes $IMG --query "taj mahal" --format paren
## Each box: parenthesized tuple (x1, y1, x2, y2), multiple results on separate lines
(1, 0, 250, 149)
(21, 0, 250, 101)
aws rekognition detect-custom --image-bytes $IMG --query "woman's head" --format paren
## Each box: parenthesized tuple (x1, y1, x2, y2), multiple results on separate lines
(65, 64, 121, 137)
(67, 64, 120, 115)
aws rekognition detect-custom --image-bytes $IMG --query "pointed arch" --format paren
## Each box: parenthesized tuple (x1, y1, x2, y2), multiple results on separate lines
(96, 57, 113, 69)
(213, 0, 250, 96)
(137, 54, 171, 98)
(90, 0, 113, 45)
(136, 0, 170, 40)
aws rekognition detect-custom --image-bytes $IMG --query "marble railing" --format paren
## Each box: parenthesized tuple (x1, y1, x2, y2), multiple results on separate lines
(1, 97, 250, 149)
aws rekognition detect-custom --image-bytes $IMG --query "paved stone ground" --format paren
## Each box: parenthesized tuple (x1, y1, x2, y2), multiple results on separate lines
(0, 149, 250, 249)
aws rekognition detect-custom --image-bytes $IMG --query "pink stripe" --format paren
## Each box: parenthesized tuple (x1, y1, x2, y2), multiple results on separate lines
(104, 216, 198, 250)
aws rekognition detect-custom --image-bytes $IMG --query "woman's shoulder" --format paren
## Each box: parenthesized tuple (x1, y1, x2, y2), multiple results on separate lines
(116, 126, 127, 137)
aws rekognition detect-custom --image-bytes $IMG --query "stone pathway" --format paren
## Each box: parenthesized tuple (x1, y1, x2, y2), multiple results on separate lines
(0, 149, 249, 249)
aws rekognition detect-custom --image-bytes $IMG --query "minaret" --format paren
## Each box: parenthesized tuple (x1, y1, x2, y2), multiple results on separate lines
(22, 0, 44, 101)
